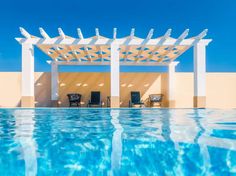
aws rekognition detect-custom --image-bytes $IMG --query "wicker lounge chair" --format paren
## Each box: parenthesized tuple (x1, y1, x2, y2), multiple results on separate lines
(149, 94, 163, 107)
(67, 93, 82, 107)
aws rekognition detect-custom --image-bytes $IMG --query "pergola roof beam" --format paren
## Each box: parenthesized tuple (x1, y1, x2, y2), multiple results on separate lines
(50, 61, 169, 66)
(58, 28, 73, 61)
(95, 28, 100, 37)
(19, 27, 31, 39)
(77, 28, 92, 61)
(56, 28, 78, 61)
(39, 27, 50, 39)
(16, 37, 211, 46)
(198, 29, 208, 39)
(56, 28, 69, 61)
(95, 28, 103, 60)
(193, 29, 208, 44)
(16, 27, 211, 65)
(55, 47, 68, 61)
(148, 29, 172, 61)
(113, 28, 117, 39)
(175, 29, 189, 45)
(77, 28, 84, 39)
(39, 27, 61, 61)
(158, 29, 172, 44)
(159, 29, 189, 62)
(130, 28, 135, 38)
(169, 29, 208, 62)
(68, 48, 81, 61)
(58, 28, 66, 39)
(135, 28, 154, 62)
(83, 47, 92, 61)
(124, 28, 135, 61)
(39, 28, 68, 61)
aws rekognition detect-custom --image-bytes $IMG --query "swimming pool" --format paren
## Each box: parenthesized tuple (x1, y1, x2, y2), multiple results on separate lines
(0, 108, 235, 175)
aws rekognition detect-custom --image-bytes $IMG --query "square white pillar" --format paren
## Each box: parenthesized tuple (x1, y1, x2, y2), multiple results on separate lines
(194, 42, 206, 108)
(51, 61, 59, 107)
(110, 42, 120, 108)
(21, 43, 35, 107)
(168, 61, 179, 108)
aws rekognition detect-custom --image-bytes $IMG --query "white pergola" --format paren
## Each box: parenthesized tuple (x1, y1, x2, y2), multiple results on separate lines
(16, 27, 212, 108)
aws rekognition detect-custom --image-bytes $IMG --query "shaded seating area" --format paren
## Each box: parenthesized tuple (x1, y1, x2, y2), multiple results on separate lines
(149, 94, 164, 107)
(67, 93, 82, 107)
(129, 91, 145, 107)
(87, 91, 103, 107)
(66, 92, 162, 108)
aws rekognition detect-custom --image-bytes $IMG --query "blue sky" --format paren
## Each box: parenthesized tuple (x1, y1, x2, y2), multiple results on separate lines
(0, 0, 235, 72)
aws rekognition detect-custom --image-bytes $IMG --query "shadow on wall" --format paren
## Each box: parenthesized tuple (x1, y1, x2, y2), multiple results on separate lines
(2, 72, 167, 107)
(59, 73, 110, 107)
(35, 73, 52, 107)
(120, 73, 168, 107)
(1, 72, 236, 108)
(58, 72, 168, 107)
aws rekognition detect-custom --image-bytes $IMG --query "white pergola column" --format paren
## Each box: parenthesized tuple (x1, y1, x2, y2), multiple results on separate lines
(110, 42, 120, 108)
(21, 43, 35, 107)
(168, 61, 179, 108)
(193, 42, 207, 108)
(51, 61, 59, 107)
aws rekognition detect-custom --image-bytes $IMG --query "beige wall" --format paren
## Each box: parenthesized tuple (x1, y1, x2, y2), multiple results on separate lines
(0, 72, 236, 108)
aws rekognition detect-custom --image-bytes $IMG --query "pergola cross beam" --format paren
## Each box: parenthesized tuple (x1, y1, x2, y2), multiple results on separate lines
(113, 28, 117, 39)
(95, 28, 103, 61)
(123, 28, 135, 62)
(135, 28, 154, 62)
(158, 29, 189, 62)
(17, 27, 211, 66)
(58, 28, 81, 61)
(20, 27, 31, 39)
(169, 29, 209, 62)
(77, 28, 92, 62)
(39, 27, 68, 61)
(148, 29, 172, 61)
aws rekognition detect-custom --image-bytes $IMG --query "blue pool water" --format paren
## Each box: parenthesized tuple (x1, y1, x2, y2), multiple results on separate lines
(0, 108, 236, 176)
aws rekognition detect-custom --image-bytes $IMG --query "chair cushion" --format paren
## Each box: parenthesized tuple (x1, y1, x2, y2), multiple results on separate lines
(149, 94, 163, 102)
(131, 91, 141, 104)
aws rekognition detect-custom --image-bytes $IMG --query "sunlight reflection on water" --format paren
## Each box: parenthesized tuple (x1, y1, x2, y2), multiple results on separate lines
(0, 108, 236, 175)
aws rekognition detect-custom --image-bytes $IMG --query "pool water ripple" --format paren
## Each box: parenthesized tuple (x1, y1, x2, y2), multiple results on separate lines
(0, 108, 236, 175)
